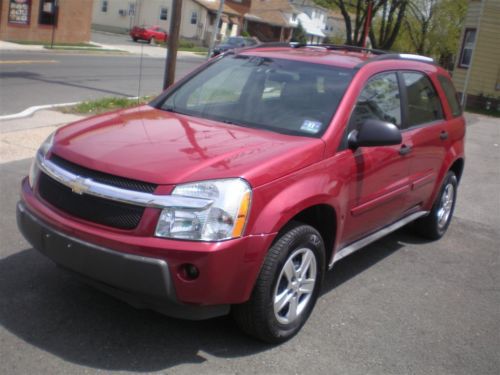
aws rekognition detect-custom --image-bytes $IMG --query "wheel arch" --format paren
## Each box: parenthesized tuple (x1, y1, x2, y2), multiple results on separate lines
(273, 204, 337, 269)
(449, 157, 464, 183)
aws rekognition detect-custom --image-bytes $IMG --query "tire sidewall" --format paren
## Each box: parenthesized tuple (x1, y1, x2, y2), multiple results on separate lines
(265, 226, 325, 339)
(434, 172, 458, 237)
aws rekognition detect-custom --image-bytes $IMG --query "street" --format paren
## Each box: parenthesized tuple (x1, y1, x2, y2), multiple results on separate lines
(0, 50, 204, 115)
(0, 113, 498, 374)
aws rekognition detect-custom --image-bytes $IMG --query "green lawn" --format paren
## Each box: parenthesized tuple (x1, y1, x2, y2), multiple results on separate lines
(58, 96, 153, 115)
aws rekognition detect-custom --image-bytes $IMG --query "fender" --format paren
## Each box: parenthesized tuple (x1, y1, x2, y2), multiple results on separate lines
(247, 164, 342, 239)
(424, 136, 465, 211)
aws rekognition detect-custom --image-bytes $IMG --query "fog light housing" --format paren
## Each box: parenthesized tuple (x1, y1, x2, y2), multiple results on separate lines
(180, 263, 200, 280)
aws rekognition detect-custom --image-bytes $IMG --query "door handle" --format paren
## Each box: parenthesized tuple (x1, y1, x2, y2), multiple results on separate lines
(399, 144, 412, 155)
(440, 131, 449, 140)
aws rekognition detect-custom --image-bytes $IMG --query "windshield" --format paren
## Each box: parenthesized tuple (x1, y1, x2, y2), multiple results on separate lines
(159, 55, 354, 137)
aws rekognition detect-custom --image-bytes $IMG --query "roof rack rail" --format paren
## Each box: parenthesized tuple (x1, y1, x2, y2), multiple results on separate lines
(290, 43, 388, 55)
(355, 53, 436, 68)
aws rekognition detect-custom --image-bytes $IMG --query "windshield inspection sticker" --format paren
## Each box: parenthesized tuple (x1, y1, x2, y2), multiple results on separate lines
(300, 120, 322, 134)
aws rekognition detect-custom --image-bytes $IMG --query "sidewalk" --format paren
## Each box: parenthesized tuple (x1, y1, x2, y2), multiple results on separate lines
(0, 40, 44, 52)
(0, 110, 85, 164)
(0, 38, 205, 59)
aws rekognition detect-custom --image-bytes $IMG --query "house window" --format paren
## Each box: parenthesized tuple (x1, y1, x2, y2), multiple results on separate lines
(101, 0, 108, 13)
(39, 0, 57, 26)
(459, 28, 476, 68)
(160, 7, 168, 20)
(191, 11, 198, 25)
(292, 14, 297, 22)
(8, 0, 31, 25)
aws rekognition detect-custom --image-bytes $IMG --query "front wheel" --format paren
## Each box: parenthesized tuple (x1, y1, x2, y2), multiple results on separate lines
(232, 223, 325, 343)
(414, 171, 458, 240)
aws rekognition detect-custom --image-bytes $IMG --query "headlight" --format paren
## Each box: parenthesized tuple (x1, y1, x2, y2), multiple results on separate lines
(29, 132, 55, 188)
(155, 178, 252, 241)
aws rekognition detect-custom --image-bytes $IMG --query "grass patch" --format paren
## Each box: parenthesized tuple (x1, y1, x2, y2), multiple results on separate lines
(178, 46, 209, 53)
(42, 46, 127, 53)
(59, 96, 153, 115)
(9, 40, 98, 47)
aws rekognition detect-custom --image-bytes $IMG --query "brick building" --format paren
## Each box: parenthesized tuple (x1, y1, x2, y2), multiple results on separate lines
(0, 0, 93, 44)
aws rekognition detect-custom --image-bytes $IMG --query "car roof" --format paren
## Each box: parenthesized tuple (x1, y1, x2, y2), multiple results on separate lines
(239, 45, 437, 70)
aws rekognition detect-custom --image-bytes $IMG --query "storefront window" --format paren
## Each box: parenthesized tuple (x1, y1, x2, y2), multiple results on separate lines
(8, 0, 31, 25)
(39, 0, 58, 26)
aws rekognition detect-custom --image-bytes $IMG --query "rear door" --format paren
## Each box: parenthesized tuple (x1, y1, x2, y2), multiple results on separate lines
(399, 71, 448, 209)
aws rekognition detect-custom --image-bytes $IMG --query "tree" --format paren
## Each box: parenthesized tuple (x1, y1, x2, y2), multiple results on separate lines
(291, 21, 308, 44)
(393, 0, 467, 64)
(315, 0, 409, 50)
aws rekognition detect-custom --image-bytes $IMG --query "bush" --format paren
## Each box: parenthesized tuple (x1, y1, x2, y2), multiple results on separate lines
(179, 39, 195, 48)
(291, 22, 307, 44)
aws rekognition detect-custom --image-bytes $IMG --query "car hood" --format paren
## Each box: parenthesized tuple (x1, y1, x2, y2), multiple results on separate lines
(51, 105, 325, 187)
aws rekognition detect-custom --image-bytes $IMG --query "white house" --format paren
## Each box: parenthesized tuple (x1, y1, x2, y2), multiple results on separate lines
(289, 0, 328, 44)
(92, 0, 247, 45)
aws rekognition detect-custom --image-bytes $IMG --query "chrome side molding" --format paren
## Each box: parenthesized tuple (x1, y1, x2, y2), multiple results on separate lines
(328, 211, 429, 269)
(37, 154, 213, 210)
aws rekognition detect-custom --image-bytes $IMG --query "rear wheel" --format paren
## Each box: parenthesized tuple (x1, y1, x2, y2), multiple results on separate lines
(414, 171, 458, 240)
(232, 223, 325, 343)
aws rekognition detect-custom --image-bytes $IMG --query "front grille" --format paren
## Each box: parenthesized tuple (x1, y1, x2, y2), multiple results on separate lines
(38, 173, 145, 230)
(50, 154, 157, 193)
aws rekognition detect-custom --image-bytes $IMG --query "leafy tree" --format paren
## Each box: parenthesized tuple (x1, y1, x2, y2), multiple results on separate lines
(291, 22, 308, 44)
(393, 0, 467, 64)
(315, 0, 409, 49)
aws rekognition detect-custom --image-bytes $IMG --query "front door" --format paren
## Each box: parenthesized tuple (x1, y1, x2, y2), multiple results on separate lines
(340, 72, 414, 246)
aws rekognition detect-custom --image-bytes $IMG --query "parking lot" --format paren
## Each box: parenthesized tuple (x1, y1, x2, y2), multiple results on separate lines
(0, 113, 498, 374)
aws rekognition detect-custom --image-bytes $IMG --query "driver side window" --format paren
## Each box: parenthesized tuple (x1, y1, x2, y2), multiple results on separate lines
(348, 72, 402, 133)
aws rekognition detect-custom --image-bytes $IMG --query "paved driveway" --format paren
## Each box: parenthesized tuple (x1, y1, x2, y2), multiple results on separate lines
(0, 114, 498, 374)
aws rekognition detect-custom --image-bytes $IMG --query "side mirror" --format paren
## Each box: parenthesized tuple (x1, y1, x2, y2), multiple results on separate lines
(348, 119, 402, 149)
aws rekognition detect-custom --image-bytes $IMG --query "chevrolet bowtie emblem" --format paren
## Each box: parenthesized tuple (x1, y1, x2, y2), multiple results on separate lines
(69, 176, 90, 195)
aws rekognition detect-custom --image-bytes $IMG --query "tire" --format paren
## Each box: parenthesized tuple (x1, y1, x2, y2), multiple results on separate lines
(132, 37, 138, 42)
(413, 171, 458, 240)
(232, 222, 325, 343)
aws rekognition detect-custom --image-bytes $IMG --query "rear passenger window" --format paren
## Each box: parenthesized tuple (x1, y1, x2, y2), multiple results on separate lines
(349, 72, 401, 132)
(437, 75, 462, 117)
(403, 72, 444, 126)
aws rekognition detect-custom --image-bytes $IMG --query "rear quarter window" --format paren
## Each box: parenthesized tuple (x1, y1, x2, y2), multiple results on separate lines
(437, 75, 462, 117)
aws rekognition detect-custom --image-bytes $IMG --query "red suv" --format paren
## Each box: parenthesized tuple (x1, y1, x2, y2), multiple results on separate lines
(17, 45, 465, 343)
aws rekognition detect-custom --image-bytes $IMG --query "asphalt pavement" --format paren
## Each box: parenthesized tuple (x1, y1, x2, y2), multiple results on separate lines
(0, 112, 498, 374)
(0, 43, 204, 116)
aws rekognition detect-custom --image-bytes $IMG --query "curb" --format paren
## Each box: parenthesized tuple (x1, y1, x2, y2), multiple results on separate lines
(0, 102, 81, 121)
(0, 96, 141, 121)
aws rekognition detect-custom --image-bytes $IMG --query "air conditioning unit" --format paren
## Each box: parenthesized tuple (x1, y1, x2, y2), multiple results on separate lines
(118, 9, 127, 16)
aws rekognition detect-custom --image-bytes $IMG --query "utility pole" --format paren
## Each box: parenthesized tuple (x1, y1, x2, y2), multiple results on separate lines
(207, 0, 225, 59)
(163, 0, 183, 90)
(362, 0, 373, 48)
(50, 0, 59, 49)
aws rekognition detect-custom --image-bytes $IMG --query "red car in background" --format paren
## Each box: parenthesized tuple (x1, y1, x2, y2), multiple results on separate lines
(130, 26, 168, 43)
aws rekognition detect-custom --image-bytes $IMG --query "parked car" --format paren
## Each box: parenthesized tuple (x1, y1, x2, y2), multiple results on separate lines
(212, 36, 258, 56)
(17, 45, 465, 343)
(130, 25, 167, 43)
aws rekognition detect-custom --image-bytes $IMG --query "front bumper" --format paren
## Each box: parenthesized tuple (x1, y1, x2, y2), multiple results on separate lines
(17, 201, 230, 319)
